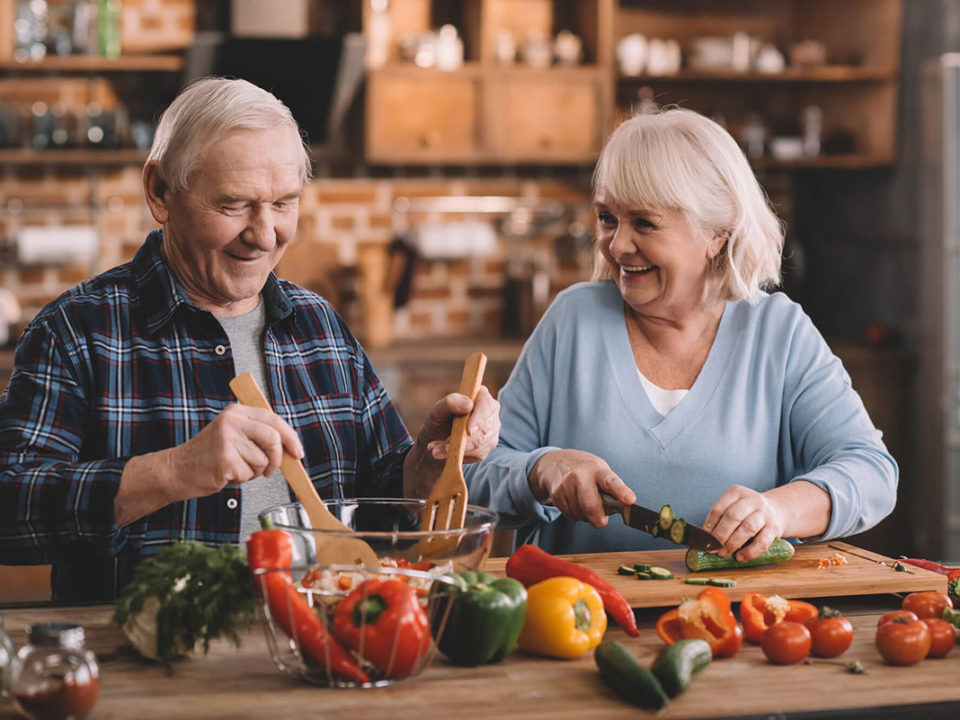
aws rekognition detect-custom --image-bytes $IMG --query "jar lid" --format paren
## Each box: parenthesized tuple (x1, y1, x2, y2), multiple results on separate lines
(27, 622, 85, 649)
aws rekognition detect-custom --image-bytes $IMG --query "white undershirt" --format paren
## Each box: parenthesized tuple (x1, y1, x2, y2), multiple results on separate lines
(637, 369, 689, 417)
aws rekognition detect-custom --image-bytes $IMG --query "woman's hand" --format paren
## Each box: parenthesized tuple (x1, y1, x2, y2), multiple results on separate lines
(703, 485, 787, 561)
(528, 449, 636, 528)
(402, 386, 500, 499)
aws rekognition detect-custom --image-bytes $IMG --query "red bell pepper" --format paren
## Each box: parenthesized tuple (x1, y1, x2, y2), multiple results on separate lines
(332, 576, 430, 679)
(655, 587, 742, 658)
(246, 530, 369, 684)
(505, 544, 640, 637)
(739, 592, 819, 644)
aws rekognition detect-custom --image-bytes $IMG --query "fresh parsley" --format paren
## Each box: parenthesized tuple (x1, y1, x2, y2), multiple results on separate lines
(113, 542, 257, 668)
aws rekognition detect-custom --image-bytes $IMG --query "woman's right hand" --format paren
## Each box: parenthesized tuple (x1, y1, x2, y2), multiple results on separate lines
(528, 449, 636, 528)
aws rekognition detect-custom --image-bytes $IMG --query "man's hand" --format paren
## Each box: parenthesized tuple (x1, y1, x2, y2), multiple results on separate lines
(116, 404, 304, 526)
(528, 449, 636, 528)
(402, 386, 500, 499)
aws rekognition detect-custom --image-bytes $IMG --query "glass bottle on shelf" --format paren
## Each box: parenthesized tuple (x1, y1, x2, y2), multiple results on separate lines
(12, 623, 100, 720)
(96, 0, 120, 58)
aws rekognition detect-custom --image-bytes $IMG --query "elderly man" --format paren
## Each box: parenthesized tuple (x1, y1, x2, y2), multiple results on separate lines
(0, 78, 500, 603)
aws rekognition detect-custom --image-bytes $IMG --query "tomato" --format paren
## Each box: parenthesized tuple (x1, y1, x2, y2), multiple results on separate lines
(875, 617, 931, 666)
(878, 609, 918, 626)
(805, 608, 853, 658)
(902, 591, 953, 619)
(923, 618, 956, 658)
(761, 621, 812, 665)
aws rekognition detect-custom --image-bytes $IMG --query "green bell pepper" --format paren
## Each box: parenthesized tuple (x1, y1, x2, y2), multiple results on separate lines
(435, 571, 527, 666)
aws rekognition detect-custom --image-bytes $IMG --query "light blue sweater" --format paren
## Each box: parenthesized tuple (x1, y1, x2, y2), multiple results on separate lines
(465, 281, 898, 554)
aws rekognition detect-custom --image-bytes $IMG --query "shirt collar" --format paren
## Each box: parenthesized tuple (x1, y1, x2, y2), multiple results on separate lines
(131, 229, 295, 336)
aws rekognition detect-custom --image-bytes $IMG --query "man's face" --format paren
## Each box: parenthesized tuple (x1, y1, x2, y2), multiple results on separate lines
(158, 126, 303, 316)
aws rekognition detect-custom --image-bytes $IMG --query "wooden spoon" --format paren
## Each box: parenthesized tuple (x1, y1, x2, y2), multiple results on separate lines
(229, 372, 380, 568)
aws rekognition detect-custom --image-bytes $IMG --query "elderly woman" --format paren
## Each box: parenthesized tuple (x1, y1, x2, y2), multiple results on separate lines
(466, 107, 897, 562)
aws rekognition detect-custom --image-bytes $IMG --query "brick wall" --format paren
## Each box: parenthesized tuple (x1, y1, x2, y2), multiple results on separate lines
(2, 171, 595, 346)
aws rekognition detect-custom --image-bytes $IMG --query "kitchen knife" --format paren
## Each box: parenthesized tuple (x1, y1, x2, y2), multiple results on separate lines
(600, 491, 723, 552)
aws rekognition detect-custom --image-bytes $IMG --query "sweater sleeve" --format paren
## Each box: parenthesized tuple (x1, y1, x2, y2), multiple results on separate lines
(781, 312, 898, 539)
(464, 303, 564, 529)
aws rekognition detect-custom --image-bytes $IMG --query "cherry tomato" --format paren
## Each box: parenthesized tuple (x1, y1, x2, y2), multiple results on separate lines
(875, 616, 931, 666)
(902, 591, 953, 619)
(923, 618, 956, 658)
(878, 609, 918, 626)
(761, 621, 812, 665)
(805, 608, 854, 658)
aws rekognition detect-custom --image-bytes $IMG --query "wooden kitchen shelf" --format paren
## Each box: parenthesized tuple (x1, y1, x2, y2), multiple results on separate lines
(0, 54, 184, 72)
(618, 66, 898, 83)
(0, 148, 149, 165)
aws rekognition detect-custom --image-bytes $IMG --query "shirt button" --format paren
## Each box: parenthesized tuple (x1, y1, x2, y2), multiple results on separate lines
(226, 498, 238, 510)
(215, 344, 227, 356)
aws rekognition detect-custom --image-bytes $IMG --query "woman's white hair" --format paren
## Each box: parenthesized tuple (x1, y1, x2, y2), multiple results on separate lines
(145, 77, 312, 194)
(591, 107, 784, 302)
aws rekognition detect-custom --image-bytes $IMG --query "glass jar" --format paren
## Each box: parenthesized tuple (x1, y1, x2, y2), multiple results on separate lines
(12, 623, 99, 720)
(0, 613, 17, 702)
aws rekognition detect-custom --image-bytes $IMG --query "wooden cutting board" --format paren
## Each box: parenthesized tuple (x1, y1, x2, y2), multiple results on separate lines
(483, 541, 948, 608)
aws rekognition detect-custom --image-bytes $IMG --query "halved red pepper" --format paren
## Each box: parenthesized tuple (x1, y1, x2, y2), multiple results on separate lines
(655, 587, 742, 658)
(739, 592, 819, 644)
(332, 576, 430, 679)
(247, 530, 369, 684)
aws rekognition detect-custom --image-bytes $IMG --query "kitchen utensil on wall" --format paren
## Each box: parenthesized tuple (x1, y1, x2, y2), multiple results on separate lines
(418, 352, 487, 555)
(229, 372, 380, 568)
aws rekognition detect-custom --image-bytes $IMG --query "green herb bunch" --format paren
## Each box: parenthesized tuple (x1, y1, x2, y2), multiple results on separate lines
(113, 542, 257, 668)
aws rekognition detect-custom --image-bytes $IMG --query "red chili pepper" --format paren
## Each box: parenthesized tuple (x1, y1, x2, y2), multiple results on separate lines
(247, 530, 369, 684)
(739, 592, 819, 644)
(332, 576, 430, 679)
(505, 544, 639, 637)
(655, 587, 742, 658)
(900, 558, 951, 575)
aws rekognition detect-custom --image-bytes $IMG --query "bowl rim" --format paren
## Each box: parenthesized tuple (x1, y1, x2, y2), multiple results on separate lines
(259, 497, 500, 540)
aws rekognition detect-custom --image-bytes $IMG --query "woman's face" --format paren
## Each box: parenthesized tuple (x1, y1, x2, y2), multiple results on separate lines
(594, 195, 720, 318)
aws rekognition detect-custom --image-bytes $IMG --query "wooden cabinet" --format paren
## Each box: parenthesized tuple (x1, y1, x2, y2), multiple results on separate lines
(612, 0, 902, 168)
(366, 66, 481, 163)
(363, 0, 902, 169)
(363, 0, 613, 165)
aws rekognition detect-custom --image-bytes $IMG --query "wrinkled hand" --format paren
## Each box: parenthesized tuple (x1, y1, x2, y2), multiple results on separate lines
(403, 386, 500, 499)
(528, 449, 636, 528)
(420, 386, 500, 463)
(168, 404, 304, 500)
(703, 485, 786, 561)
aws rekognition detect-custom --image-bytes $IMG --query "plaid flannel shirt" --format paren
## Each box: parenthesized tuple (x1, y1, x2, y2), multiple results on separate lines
(0, 230, 412, 602)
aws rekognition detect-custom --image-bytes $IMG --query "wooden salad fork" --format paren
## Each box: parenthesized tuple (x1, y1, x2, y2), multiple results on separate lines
(229, 372, 380, 568)
(417, 352, 487, 556)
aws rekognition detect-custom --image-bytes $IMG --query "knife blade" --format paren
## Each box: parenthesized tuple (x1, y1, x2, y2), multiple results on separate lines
(600, 491, 723, 551)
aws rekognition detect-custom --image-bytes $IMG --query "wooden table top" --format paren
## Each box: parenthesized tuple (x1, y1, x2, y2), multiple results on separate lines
(1, 592, 959, 719)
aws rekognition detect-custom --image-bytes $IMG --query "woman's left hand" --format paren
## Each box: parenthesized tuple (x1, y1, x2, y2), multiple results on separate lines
(702, 485, 787, 561)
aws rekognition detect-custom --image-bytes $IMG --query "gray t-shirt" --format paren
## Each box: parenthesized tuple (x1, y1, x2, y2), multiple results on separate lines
(217, 301, 291, 540)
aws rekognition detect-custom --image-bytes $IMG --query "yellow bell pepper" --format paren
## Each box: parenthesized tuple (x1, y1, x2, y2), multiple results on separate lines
(517, 576, 607, 659)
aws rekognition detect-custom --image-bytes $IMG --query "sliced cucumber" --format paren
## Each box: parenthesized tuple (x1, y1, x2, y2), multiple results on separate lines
(635, 570, 653, 580)
(633, 563, 653, 573)
(669, 519, 688, 545)
(648, 566, 674, 580)
(707, 578, 737, 587)
(685, 538, 795, 571)
(683, 577, 711, 586)
(658, 504, 675, 532)
(617, 565, 637, 576)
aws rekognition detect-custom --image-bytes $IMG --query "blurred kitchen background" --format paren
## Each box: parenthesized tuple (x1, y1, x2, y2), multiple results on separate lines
(3, 0, 960, 600)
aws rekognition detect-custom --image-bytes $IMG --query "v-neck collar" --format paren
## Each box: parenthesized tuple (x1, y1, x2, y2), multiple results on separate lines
(599, 282, 741, 449)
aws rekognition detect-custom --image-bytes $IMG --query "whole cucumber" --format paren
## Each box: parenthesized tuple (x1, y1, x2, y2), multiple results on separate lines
(594, 641, 669, 711)
(685, 537, 795, 572)
(651, 638, 712, 697)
